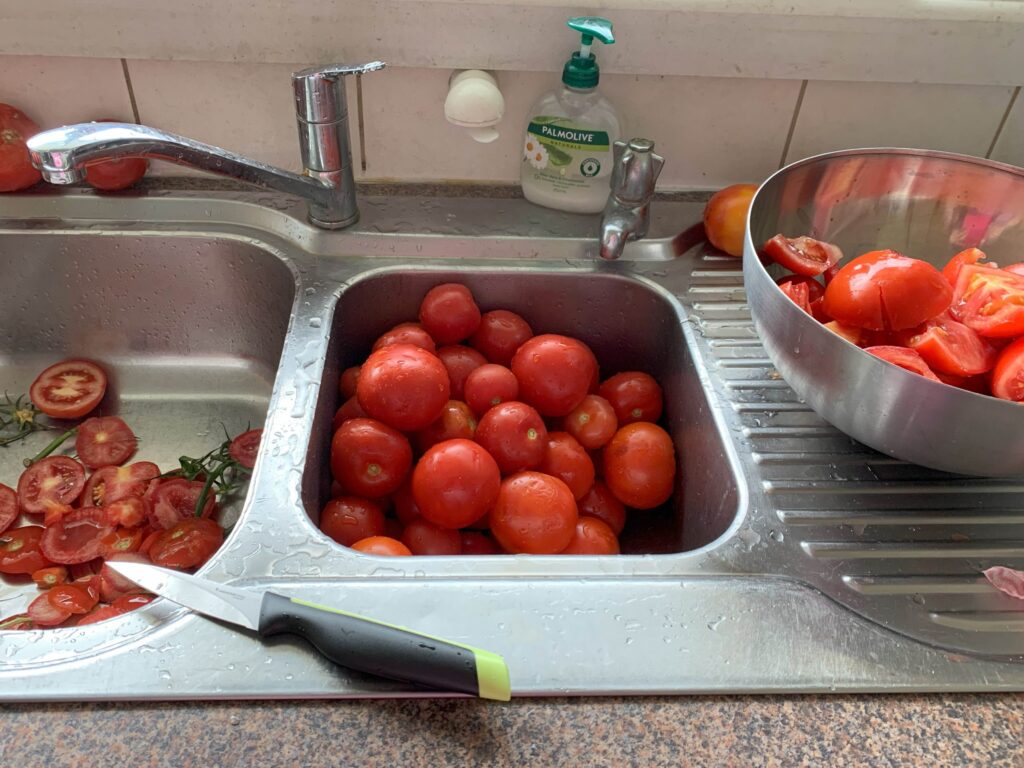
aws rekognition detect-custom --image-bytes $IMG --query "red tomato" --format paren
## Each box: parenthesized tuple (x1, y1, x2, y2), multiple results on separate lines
(459, 531, 500, 555)
(822, 250, 952, 331)
(1003, 262, 1024, 278)
(436, 345, 487, 401)
(99, 525, 144, 556)
(228, 428, 262, 469)
(777, 278, 813, 314)
(76, 605, 127, 626)
(419, 283, 482, 344)
(991, 337, 1024, 402)
(401, 517, 462, 555)
(103, 497, 146, 528)
(935, 371, 990, 395)
(470, 310, 534, 366)
(511, 334, 598, 417)
(332, 396, 368, 430)
(942, 247, 996, 286)
(776, 274, 826, 318)
(539, 432, 595, 501)
(110, 593, 154, 613)
(384, 518, 404, 540)
(391, 480, 421, 524)
(39, 508, 115, 565)
(144, 478, 216, 530)
(413, 400, 477, 454)
(864, 345, 941, 382)
(577, 482, 627, 535)
(474, 401, 549, 474)
(0, 103, 41, 192)
(411, 439, 501, 529)
(372, 322, 437, 354)
(597, 372, 664, 426)
(763, 235, 843, 277)
(703, 183, 756, 257)
(603, 423, 676, 510)
(75, 416, 137, 469)
(27, 591, 72, 627)
(464, 364, 519, 416)
(83, 119, 148, 190)
(83, 461, 160, 507)
(564, 395, 618, 450)
(0, 527, 50, 574)
(490, 472, 578, 554)
(320, 497, 387, 546)
(357, 344, 450, 431)
(951, 264, 1024, 338)
(149, 517, 223, 569)
(139, 528, 161, 557)
(17, 456, 86, 515)
(330, 418, 412, 498)
(560, 517, 620, 555)
(29, 359, 108, 419)
(897, 311, 998, 376)
(32, 565, 68, 589)
(824, 321, 863, 346)
(0, 483, 16, 535)
(48, 583, 99, 615)
(351, 535, 412, 556)
(98, 553, 149, 602)
(339, 366, 361, 399)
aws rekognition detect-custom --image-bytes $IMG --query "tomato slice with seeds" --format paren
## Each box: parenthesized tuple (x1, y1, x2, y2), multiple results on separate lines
(144, 478, 216, 530)
(83, 461, 160, 507)
(48, 583, 99, 614)
(763, 235, 843, 277)
(17, 456, 86, 515)
(951, 264, 1024, 338)
(942, 247, 997, 286)
(896, 311, 999, 376)
(228, 428, 262, 469)
(39, 507, 116, 565)
(100, 526, 144, 556)
(75, 416, 137, 469)
(103, 497, 146, 528)
(991, 337, 1024, 402)
(29, 359, 107, 419)
(0, 482, 17, 535)
(149, 517, 223, 569)
(27, 591, 72, 627)
(0, 526, 50, 574)
(864, 345, 941, 382)
(32, 565, 68, 588)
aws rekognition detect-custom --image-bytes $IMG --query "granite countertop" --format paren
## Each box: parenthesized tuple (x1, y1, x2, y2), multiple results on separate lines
(4, 695, 1022, 766)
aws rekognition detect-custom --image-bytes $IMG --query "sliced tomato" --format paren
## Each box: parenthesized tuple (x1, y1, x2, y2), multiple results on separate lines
(991, 337, 1024, 401)
(864, 345, 941, 382)
(942, 247, 996, 286)
(17, 456, 86, 515)
(0, 483, 16, 535)
(0, 527, 50, 574)
(897, 311, 999, 376)
(29, 359, 107, 419)
(103, 497, 145, 528)
(111, 593, 154, 613)
(763, 235, 843, 277)
(39, 507, 116, 565)
(83, 461, 160, 507)
(776, 275, 824, 316)
(48, 583, 99, 614)
(75, 416, 137, 469)
(99, 553, 150, 602)
(951, 264, 1024, 338)
(76, 605, 126, 626)
(1002, 262, 1024, 278)
(144, 478, 216, 530)
(824, 321, 863, 346)
(228, 428, 262, 469)
(31, 565, 68, 589)
(100, 526, 144, 556)
(27, 591, 72, 627)
(149, 517, 223, 569)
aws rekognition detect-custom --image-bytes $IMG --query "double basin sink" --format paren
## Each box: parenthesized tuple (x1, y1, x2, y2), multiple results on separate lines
(0, 186, 1022, 699)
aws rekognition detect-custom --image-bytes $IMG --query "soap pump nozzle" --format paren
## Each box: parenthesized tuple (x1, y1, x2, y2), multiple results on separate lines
(563, 17, 615, 90)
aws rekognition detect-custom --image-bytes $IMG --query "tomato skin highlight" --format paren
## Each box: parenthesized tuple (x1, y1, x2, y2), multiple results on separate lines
(464, 364, 519, 416)
(539, 432, 595, 501)
(603, 423, 676, 510)
(29, 359, 108, 419)
(490, 471, 578, 555)
(372, 322, 437, 354)
(357, 344, 451, 431)
(320, 497, 387, 547)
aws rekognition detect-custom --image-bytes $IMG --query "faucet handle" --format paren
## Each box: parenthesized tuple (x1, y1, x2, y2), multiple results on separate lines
(292, 62, 387, 122)
(610, 137, 665, 206)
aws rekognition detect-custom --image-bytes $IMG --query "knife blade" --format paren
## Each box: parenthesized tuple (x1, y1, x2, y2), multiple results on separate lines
(106, 561, 511, 701)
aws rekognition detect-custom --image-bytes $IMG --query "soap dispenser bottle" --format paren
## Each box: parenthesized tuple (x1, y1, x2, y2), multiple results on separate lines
(521, 17, 623, 214)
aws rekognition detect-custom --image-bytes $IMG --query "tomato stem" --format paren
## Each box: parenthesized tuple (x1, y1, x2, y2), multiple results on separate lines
(23, 428, 77, 467)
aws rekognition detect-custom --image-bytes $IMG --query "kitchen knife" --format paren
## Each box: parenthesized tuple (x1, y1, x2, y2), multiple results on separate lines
(106, 561, 511, 701)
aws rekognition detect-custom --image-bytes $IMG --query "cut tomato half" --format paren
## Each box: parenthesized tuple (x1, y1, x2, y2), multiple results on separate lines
(17, 456, 85, 515)
(763, 235, 843, 277)
(48, 582, 99, 614)
(228, 428, 262, 469)
(897, 311, 999, 376)
(942, 247, 997, 286)
(992, 337, 1024, 402)
(39, 508, 116, 565)
(75, 416, 137, 469)
(83, 461, 160, 508)
(864, 345, 941, 382)
(951, 264, 1024, 338)
(0, 482, 16, 535)
(144, 478, 217, 530)
(0, 526, 50, 574)
(149, 517, 223, 570)
(27, 591, 72, 627)
(29, 359, 107, 419)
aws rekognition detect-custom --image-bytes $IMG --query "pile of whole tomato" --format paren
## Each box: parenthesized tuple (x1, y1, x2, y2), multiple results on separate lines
(763, 234, 1024, 401)
(322, 283, 676, 556)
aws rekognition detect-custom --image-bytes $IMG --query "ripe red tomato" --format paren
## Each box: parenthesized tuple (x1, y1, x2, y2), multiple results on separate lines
(29, 359, 108, 419)
(539, 432, 595, 501)
(0, 483, 16, 536)
(459, 531, 500, 555)
(144, 478, 216, 530)
(17, 456, 86, 515)
(339, 366, 361, 399)
(560, 517, 620, 555)
(28, 591, 72, 627)
(577, 481, 627, 535)
(991, 337, 1024, 401)
(0, 527, 50, 574)
(357, 344, 450, 431)
(320, 497, 386, 546)
(40, 508, 116, 565)
(412, 439, 501, 529)
(83, 461, 160, 507)
(391, 480, 421, 524)
(703, 183, 756, 257)
(372, 322, 437, 354)
(896, 311, 998, 376)
(149, 517, 223, 569)
(48, 582, 99, 614)
(330, 418, 412, 498)
(603, 423, 676, 510)
(763, 235, 842, 277)
(0, 103, 42, 192)
(474, 401, 549, 474)
(228, 428, 263, 469)
(597, 372, 663, 426)
(413, 400, 477, 454)
(511, 334, 598, 417)
(401, 517, 462, 555)
(822, 250, 952, 331)
(469, 310, 533, 366)
(464, 364, 519, 416)
(82, 119, 147, 190)
(419, 283, 482, 344)
(942, 247, 996, 286)
(436, 345, 486, 401)
(75, 416, 137, 469)
(333, 396, 367, 430)
(864, 345, 941, 382)
(951, 264, 1024, 338)
(564, 394, 618, 450)
(490, 472, 578, 554)
(351, 535, 412, 556)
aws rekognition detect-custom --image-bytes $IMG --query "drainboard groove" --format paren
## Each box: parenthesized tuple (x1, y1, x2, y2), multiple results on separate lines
(765, 480, 1024, 495)
(725, 379, 796, 390)
(778, 509, 1024, 527)
(801, 540, 1024, 559)
(690, 268, 745, 278)
(843, 575, 997, 595)
(929, 612, 1024, 632)
(715, 357, 774, 368)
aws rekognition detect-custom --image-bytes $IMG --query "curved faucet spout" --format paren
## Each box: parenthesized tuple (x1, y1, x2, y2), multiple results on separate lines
(599, 222, 630, 261)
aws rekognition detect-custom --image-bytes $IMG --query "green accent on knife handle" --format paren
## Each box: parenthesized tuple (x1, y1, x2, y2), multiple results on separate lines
(257, 594, 511, 701)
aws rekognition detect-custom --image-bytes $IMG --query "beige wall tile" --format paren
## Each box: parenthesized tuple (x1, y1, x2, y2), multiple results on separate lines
(786, 81, 1015, 164)
(990, 90, 1024, 168)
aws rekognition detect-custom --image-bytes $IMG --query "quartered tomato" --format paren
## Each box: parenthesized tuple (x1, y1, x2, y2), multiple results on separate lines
(897, 311, 998, 376)
(17, 456, 86, 515)
(144, 478, 216, 530)
(0, 527, 50, 574)
(40, 507, 116, 565)
(29, 359, 108, 419)
(763, 235, 843, 277)
(418, 283, 482, 344)
(228, 428, 262, 469)
(942, 247, 996, 286)
(83, 461, 160, 507)
(470, 310, 533, 366)
(149, 517, 223, 569)
(864, 345, 941, 382)
(350, 536, 412, 556)
(991, 337, 1024, 402)
(0, 483, 17, 535)
(75, 416, 137, 469)
(951, 264, 1024, 338)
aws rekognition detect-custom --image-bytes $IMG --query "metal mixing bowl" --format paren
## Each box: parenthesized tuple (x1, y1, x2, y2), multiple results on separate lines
(744, 148, 1024, 476)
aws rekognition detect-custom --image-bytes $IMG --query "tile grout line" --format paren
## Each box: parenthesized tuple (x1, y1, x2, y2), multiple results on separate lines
(120, 58, 142, 124)
(778, 79, 808, 169)
(985, 85, 1020, 159)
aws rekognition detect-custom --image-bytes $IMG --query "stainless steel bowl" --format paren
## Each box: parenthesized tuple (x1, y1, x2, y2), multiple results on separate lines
(744, 148, 1024, 476)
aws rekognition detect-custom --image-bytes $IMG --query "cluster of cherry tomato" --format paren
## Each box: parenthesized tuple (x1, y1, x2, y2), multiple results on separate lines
(765, 235, 1024, 401)
(0, 359, 260, 630)
(322, 283, 676, 557)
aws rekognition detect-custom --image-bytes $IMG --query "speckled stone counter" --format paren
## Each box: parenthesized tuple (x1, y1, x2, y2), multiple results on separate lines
(3, 695, 1022, 766)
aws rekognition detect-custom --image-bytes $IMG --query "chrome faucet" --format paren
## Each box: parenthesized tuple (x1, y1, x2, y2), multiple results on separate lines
(27, 62, 385, 229)
(599, 138, 665, 259)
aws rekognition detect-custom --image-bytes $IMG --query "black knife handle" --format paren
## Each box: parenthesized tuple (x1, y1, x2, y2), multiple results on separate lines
(257, 592, 510, 701)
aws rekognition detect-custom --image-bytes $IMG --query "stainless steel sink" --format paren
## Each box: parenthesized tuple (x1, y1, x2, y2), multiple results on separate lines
(0, 186, 1022, 700)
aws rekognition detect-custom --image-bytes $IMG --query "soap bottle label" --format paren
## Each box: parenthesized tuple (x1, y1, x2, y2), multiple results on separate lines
(523, 116, 611, 194)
